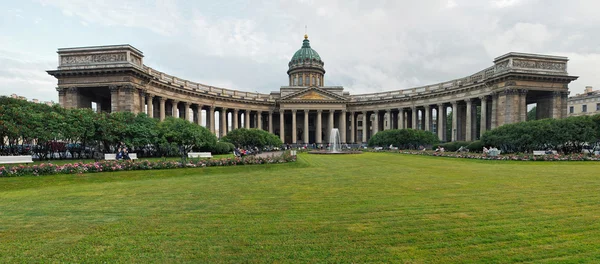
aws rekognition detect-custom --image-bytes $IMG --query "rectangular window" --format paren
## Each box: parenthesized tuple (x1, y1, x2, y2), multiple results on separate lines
(299, 76, 303, 86)
(597, 103, 600, 111)
(583, 105, 587, 112)
(305, 76, 309, 86)
(357, 121, 363, 126)
(569, 106, 574, 114)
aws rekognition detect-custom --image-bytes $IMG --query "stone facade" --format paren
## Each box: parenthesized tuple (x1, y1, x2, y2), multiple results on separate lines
(48, 42, 578, 144)
(568, 86, 600, 117)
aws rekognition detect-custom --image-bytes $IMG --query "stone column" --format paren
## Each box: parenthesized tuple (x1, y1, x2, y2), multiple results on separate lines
(328, 110, 334, 142)
(139, 90, 146, 114)
(146, 94, 154, 118)
(159, 97, 166, 121)
(385, 109, 391, 130)
(560, 91, 569, 118)
(437, 104, 445, 141)
(465, 99, 472, 141)
(398, 108, 404, 129)
(304, 111, 309, 144)
(291, 110, 297, 144)
(232, 109, 239, 130)
(257, 111, 263, 130)
(57, 88, 67, 108)
(451, 101, 458, 142)
(424, 106, 430, 131)
(373, 111, 379, 135)
(350, 112, 355, 143)
(519, 90, 528, 122)
(411, 107, 417, 129)
(362, 111, 368, 143)
(340, 111, 347, 143)
(184, 102, 191, 122)
(279, 110, 285, 143)
(268, 111, 273, 134)
(316, 110, 323, 144)
(209, 107, 215, 134)
(172, 100, 179, 118)
(220, 108, 227, 137)
(192, 105, 198, 125)
(245, 111, 251, 129)
(109, 86, 119, 113)
(491, 93, 498, 129)
(479, 96, 487, 137)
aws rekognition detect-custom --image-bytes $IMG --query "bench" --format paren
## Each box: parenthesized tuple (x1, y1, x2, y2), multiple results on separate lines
(487, 149, 501, 157)
(533, 150, 557, 156)
(374, 147, 383, 151)
(188, 152, 212, 159)
(0, 155, 34, 164)
(104, 153, 138, 160)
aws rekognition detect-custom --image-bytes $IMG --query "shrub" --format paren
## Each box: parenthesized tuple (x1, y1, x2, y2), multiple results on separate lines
(221, 128, 282, 148)
(466, 140, 485, 153)
(481, 115, 600, 154)
(439, 141, 471, 152)
(212, 142, 235, 154)
(368, 129, 439, 150)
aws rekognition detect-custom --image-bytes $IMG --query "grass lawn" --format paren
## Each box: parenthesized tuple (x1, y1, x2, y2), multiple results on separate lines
(2, 153, 600, 262)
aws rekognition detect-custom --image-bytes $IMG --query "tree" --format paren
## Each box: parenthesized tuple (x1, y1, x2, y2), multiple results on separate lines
(158, 117, 216, 161)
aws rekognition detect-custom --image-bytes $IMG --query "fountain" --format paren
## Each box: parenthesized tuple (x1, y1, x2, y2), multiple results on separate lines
(308, 128, 362, 155)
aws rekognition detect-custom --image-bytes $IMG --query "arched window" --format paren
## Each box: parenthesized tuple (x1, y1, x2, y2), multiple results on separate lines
(305, 76, 309, 86)
(316, 76, 320, 86)
(312, 77, 316, 86)
(299, 74, 303, 86)
(294, 76, 298, 86)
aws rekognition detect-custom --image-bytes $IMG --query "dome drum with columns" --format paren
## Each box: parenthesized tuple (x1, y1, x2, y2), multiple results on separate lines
(287, 34, 325, 87)
(48, 36, 578, 145)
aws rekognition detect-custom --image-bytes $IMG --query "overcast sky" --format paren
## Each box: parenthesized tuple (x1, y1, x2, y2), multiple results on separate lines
(1, 0, 599, 102)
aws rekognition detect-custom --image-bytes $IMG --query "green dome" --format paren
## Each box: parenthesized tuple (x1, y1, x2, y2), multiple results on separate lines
(290, 36, 322, 63)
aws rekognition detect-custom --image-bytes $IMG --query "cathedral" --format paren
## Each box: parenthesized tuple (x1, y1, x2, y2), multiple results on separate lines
(48, 35, 577, 144)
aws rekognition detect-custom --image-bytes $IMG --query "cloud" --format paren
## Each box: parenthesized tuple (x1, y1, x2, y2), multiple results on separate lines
(1, 0, 598, 103)
(0, 49, 56, 101)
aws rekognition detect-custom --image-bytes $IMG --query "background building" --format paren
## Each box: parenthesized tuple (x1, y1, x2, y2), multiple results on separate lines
(568, 86, 600, 116)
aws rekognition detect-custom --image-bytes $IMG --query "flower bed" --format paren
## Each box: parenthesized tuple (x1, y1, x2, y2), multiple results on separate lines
(0, 153, 296, 177)
(396, 150, 600, 161)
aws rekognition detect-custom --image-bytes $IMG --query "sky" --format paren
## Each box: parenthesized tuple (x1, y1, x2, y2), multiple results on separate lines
(1, 0, 599, 103)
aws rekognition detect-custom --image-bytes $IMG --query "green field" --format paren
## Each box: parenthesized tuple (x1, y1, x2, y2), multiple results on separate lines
(2, 153, 600, 262)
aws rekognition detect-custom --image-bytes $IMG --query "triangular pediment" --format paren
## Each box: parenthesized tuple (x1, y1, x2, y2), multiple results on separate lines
(281, 87, 346, 101)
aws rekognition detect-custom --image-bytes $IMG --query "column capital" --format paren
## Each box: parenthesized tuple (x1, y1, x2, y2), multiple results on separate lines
(159, 97, 167, 103)
(464, 98, 471, 103)
(109, 85, 119, 93)
(138, 89, 146, 97)
(436, 103, 444, 107)
(410, 106, 416, 110)
(146, 93, 154, 99)
(362, 110, 368, 114)
(479, 95, 489, 101)
(67, 87, 78, 93)
(56, 87, 67, 95)
(386, 109, 391, 113)
(519, 89, 529, 95)
(291, 109, 297, 113)
(317, 109, 323, 113)
(221, 107, 228, 112)
(233, 108, 239, 113)
(451, 101, 458, 106)
(184, 102, 190, 107)
(424, 105, 430, 110)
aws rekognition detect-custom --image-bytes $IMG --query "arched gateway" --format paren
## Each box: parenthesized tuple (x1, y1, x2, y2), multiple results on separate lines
(47, 36, 578, 144)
